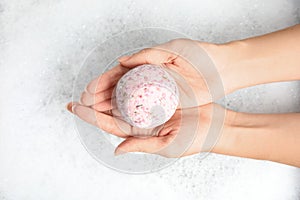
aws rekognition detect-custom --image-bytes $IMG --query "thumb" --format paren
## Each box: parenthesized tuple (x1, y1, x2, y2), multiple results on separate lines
(114, 136, 163, 156)
(119, 47, 176, 68)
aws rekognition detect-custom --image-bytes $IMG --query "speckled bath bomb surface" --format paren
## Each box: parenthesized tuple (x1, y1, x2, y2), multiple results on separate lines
(115, 64, 179, 129)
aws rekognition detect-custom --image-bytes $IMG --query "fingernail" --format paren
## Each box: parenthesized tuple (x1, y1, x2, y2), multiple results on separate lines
(66, 102, 77, 113)
(118, 55, 131, 62)
(114, 148, 126, 156)
(66, 102, 73, 112)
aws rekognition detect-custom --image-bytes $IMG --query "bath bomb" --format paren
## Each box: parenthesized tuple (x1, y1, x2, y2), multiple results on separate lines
(115, 64, 179, 129)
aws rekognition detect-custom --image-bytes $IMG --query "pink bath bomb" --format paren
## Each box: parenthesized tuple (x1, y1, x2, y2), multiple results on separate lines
(115, 64, 179, 129)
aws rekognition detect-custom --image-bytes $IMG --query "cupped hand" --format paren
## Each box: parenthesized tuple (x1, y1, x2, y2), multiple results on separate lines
(67, 102, 224, 158)
(81, 39, 219, 111)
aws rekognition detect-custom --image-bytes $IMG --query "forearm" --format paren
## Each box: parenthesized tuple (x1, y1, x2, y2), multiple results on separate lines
(202, 24, 300, 93)
(213, 111, 300, 167)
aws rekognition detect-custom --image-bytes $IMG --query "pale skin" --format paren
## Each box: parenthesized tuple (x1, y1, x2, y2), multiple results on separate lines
(67, 24, 300, 168)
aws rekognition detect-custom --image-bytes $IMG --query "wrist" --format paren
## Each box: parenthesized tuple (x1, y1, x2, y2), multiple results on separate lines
(210, 108, 238, 155)
(198, 41, 249, 95)
(199, 24, 300, 96)
(211, 111, 273, 161)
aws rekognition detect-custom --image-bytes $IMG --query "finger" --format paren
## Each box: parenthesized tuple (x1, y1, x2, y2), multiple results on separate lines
(118, 55, 132, 62)
(119, 47, 176, 68)
(114, 133, 175, 155)
(91, 99, 113, 112)
(70, 102, 129, 138)
(158, 126, 174, 136)
(86, 64, 129, 94)
(114, 136, 161, 155)
(80, 87, 115, 106)
(66, 102, 79, 113)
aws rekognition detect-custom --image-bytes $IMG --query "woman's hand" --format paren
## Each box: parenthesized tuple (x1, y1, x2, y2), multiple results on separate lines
(82, 39, 227, 109)
(67, 102, 226, 157)
(83, 24, 300, 112)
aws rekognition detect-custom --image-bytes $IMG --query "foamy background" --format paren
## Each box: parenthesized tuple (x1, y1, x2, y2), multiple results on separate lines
(0, 0, 300, 199)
